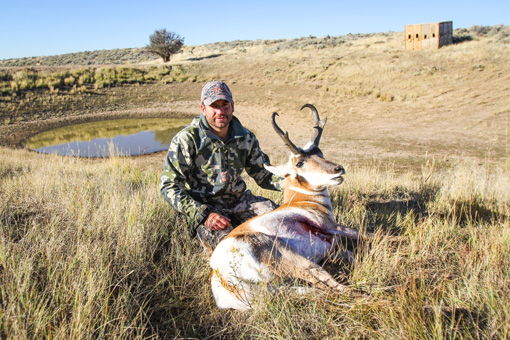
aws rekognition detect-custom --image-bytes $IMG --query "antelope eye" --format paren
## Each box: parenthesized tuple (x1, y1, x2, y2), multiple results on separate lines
(296, 161, 304, 168)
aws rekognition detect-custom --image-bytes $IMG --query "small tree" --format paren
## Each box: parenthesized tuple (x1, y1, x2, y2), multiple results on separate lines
(147, 29, 184, 63)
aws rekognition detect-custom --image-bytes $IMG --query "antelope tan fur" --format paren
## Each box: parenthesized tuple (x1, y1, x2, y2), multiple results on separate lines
(209, 104, 364, 311)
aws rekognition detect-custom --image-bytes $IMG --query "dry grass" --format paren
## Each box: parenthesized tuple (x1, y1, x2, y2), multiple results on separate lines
(1, 27, 510, 339)
(1, 146, 509, 339)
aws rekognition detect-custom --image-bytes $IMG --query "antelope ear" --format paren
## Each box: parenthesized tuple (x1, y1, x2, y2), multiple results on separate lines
(264, 163, 291, 177)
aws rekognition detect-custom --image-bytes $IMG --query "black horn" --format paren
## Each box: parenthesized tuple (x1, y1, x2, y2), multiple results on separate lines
(300, 104, 327, 147)
(272, 112, 302, 155)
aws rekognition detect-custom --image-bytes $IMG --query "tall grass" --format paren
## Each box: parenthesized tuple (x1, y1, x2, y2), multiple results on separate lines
(0, 65, 202, 96)
(1, 146, 509, 339)
(0, 147, 211, 338)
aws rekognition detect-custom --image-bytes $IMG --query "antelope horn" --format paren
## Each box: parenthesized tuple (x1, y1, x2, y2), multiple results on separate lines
(300, 104, 327, 147)
(271, 112, 302, 155)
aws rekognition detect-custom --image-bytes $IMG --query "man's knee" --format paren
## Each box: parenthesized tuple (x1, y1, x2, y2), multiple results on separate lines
(246, 195, 278, 215)
(196, 224, 234, 251)
(232, 196, 277, 225)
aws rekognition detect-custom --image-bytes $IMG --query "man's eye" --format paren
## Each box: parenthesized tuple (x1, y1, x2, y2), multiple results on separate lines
(296, 162, 304, 168)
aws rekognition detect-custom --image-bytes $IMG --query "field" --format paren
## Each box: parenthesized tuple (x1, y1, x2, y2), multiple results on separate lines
(1, 25, 509, 339)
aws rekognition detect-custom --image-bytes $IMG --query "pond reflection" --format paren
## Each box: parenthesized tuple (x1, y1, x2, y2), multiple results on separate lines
(25, 118, 190, 157)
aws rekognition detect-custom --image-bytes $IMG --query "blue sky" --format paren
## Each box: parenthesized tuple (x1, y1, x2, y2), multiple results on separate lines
(1, 0, 508, 59)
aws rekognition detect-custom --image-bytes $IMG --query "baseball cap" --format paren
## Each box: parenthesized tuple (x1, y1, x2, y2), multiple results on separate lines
(201, 80, 233, 106)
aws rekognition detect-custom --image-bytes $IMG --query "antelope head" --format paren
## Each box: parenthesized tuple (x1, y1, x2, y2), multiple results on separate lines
(265, 104, 345, 189)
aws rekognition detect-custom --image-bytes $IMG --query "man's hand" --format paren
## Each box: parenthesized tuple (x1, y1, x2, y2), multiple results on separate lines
(204, 212, 232, 231)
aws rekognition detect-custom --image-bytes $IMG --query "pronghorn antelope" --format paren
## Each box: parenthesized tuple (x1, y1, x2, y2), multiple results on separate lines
(209, 104, 365, 311)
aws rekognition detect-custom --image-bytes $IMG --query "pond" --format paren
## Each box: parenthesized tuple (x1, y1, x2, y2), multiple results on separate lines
(25, 118, 190, 157)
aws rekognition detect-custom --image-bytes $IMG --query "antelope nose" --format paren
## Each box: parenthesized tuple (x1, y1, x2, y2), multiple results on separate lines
(335, 165, 345, 175)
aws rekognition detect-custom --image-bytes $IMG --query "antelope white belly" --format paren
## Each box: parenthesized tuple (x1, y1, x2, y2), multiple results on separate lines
(248, 209, 333, 261)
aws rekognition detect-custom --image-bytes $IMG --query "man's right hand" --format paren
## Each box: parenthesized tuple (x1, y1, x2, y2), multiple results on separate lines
(204, 212, 232, 231)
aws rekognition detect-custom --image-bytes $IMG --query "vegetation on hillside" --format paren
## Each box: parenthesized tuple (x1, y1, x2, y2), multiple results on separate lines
(2, 25, 507, 68)
(0, 65, 200, 96)
(0, 48, 158, 67)
(1, 24, 508, 103)
(0, 24, 509, 339)
(0, 65, 205, 125)
(2, 24, 509, 166)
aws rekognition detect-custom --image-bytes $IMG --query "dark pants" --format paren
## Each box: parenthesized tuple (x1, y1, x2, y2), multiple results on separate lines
(196, 190, 278, 250)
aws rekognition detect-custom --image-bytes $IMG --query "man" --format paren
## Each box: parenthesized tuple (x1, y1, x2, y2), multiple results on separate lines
(160, 80, 282, 250)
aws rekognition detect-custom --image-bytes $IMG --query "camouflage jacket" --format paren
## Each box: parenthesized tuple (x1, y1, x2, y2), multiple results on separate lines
(160, 114, 282, 232)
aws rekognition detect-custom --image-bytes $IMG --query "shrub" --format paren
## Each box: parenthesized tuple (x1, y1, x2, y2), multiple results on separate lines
(19, 80, 31, 90)
(64, 76, 75, 86)
(71, 68, 94, 84)
(46, 77, 63, 88)
(144, 66, 172, 81)
(13, 69, 37, 82)
(0, 71, 12, 81)
(116, 67, 145, 84)
(10, 81, 18, 91)
(94, 67, 117, 87)
(80, 73, 94, 85)
(35, 78, 47, 88)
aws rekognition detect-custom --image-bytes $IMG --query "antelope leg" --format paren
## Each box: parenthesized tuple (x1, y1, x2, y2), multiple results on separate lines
(330, 224, 369, 240)
(272, 244, 350, 293)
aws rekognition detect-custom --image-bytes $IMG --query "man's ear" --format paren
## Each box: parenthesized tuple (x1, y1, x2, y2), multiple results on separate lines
(200, 103, 206, 114)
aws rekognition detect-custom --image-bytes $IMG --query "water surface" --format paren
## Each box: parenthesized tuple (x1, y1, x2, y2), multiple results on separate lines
(26, 118, 190, 157)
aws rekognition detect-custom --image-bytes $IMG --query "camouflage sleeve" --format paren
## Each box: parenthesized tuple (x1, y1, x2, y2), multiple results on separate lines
(160, 133, 209, 233)
(244, 133, 283, 191)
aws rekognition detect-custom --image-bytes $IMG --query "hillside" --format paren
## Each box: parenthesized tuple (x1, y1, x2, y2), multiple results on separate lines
(1, 25, 509, 169)
(1, 25, 509, 67)
(1, 25, 510, 339)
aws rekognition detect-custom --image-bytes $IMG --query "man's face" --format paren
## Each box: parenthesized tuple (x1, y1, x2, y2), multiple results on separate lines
(201, 99, 234, 133)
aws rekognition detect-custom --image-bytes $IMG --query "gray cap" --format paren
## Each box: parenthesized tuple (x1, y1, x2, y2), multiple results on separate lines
(201, 80, 233, 106)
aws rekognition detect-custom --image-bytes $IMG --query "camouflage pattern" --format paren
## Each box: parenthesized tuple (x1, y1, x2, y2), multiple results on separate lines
(201, 80, 233, 106)
(160, 114, 282, 235)
(196, 190, 278, 250)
